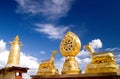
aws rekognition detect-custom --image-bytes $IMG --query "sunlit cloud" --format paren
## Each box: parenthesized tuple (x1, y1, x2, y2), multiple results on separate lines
(0, 40, 6, 52)
(89, 39, 102, 50)
(55, 57, 65, 74)
(35, 24, 69, 39)
(106, 48, 120, 51)
(15, 0, 74, 20)
(39, 51, 46, 54)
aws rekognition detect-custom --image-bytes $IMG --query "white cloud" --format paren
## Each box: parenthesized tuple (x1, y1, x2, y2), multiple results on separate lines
(0, 40, 6, 52)
(0, 40, 8, 68)
(77, 49, 89, 57)
(35, 24, 69, 39)
(76, 57, 91, 70)
(105, 48, 120, 51)
(0, 51, 9, 68)
(116, 54, 120, 62)
(15, 0, 74, 19)
(89, 39, 102, 49)
(55, 57, 65, 74)
(39, 51, 46, 54)
(20, 52, 39, 69)
(76, 50, 91, 72)
(22, 73, 31, 79)
(23, 70, 38, 79)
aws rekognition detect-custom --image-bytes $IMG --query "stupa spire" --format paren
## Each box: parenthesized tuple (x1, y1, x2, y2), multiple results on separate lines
(6, 35, 22, 67)
(14, 35, 19, 41)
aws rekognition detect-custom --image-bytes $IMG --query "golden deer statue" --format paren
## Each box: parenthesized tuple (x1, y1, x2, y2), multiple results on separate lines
(37, 51, 59, 75)
(84, 43, 119, 74)
(84, 43, 116, 63)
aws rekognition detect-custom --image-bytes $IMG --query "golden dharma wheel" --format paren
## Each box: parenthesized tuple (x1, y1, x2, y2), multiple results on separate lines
(60, 31, 81, 57)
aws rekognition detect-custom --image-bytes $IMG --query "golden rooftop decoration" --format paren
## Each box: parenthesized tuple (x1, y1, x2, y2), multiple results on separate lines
(6, 35, 22, 67)
(60, 31, 81, 74)
(37, 51, 59, 75)
(84, 43, 119, 74)
(4, 31, 120, 78)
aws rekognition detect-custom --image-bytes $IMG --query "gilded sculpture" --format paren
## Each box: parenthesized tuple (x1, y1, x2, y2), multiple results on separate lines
(84, 43, 119, 74)
(37, 51, 58, 75)
(60, 31, 81, 74)
(6, 35, 22, 67)
(4, 32, 120, 76)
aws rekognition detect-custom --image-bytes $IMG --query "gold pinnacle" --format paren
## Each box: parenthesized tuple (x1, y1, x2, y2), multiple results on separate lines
(6, 35, 22, 67)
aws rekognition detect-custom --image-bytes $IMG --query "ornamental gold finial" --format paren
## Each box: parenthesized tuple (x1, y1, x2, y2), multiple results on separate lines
(14, 35, 19, 41)
(84, 43, 119, 74)
(6, 35, 22, 67)
(60, 31, 81, 74)
(60, 31, 81, 57)
(37, 50, 59, 75)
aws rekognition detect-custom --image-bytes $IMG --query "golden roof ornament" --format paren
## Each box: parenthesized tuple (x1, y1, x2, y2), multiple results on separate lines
(14, 35, 19, 41)
(60, 31, 81, 57)
(60, 31, 81, 74)
(84, 43, 119, 74)
(37, 51, 59, 75)
(6, 35, 22, 67)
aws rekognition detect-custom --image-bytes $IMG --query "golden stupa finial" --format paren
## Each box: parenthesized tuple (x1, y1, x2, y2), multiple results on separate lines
(14, 35, 19, 41)
(6, 35, 22, 67)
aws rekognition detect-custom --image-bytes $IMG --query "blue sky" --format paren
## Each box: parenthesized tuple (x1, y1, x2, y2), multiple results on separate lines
(0, 0, 120, 78)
